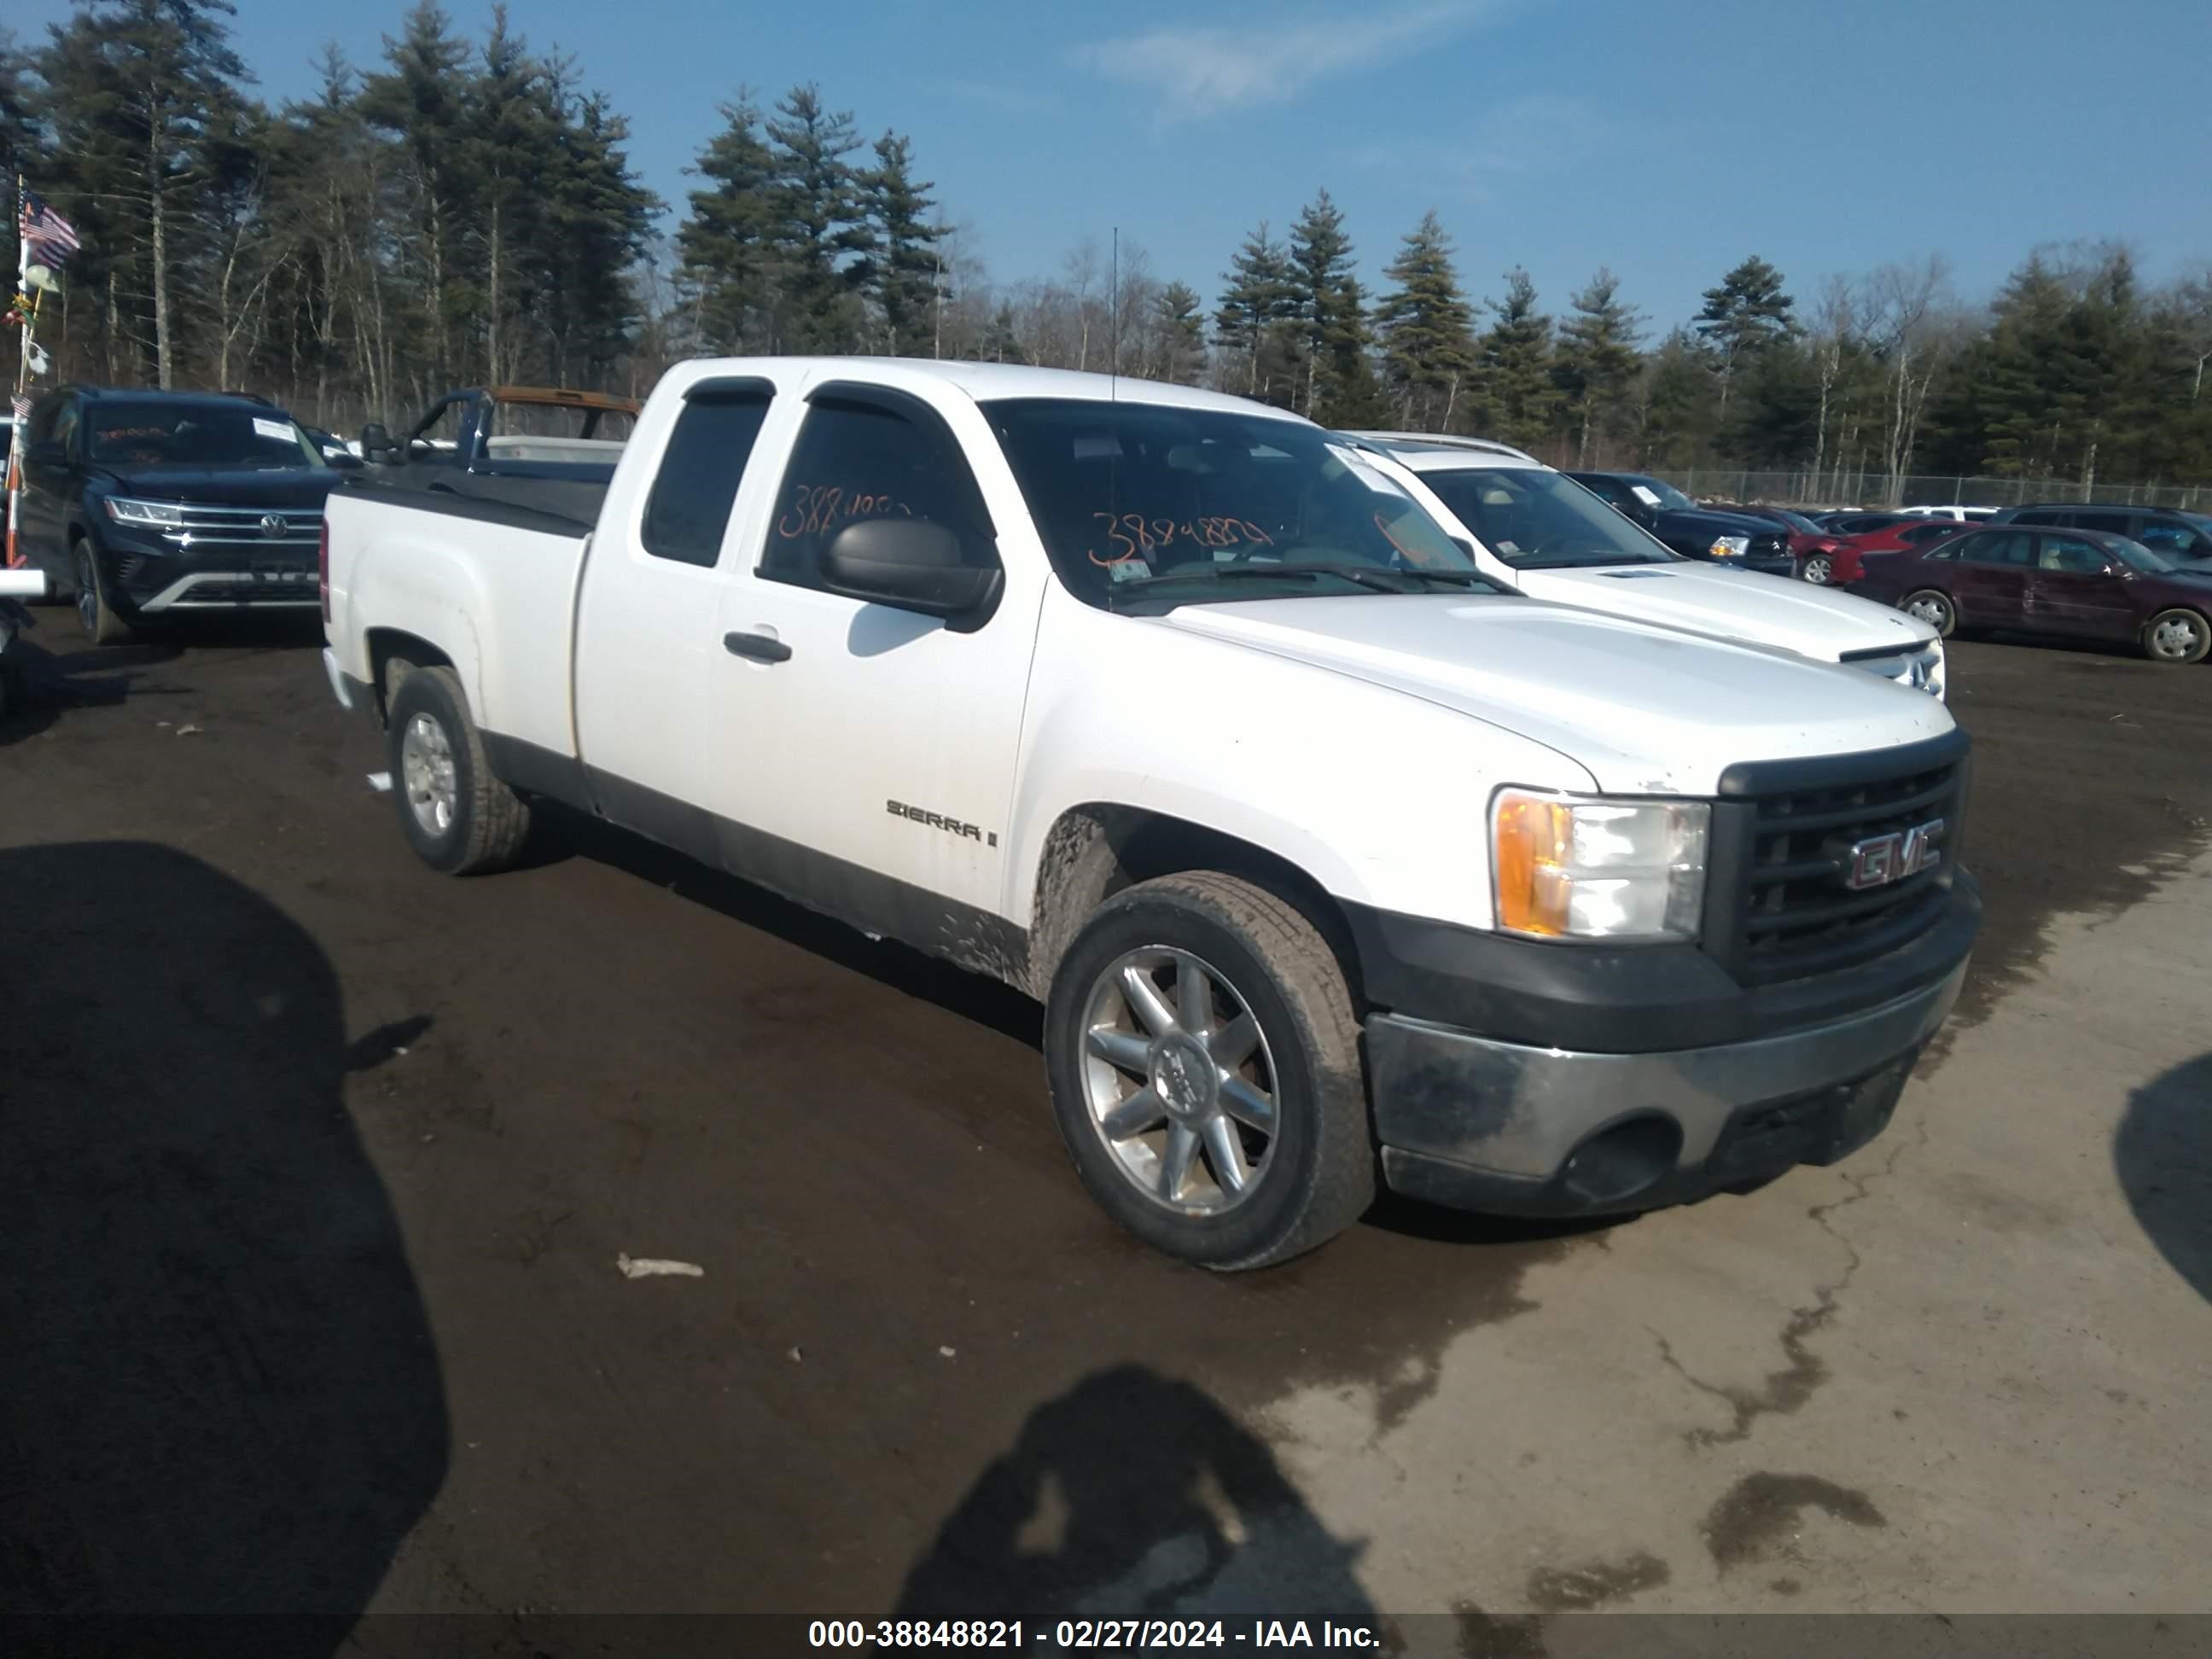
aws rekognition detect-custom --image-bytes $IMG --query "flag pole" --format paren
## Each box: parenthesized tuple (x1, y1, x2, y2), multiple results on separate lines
(6, 172, 28, 569)
(7, 174, 43, 574)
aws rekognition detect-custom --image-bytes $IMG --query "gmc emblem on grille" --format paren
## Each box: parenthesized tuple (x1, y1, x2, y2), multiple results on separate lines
(1844, 818, 1944, 890)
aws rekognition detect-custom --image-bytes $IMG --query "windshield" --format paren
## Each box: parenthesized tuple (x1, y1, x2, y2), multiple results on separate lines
(1777, 509, 1824, 534)
(88, 402, 323, 470)
(984, 399, 1497, 608)
(2179, 511, 2212, 537)
(1623, 475, 1695, 512)
(1423, 465, 1676, 568)
(2110, 536, 2180, 574)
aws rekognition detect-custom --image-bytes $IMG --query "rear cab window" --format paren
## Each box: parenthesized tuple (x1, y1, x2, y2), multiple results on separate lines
(639, 385, 774, 567)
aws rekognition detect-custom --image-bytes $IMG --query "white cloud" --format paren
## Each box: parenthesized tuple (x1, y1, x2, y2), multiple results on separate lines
(1076, 0, 1505, 118)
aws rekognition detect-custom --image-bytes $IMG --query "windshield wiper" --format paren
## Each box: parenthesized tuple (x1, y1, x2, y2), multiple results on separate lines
(1108, 562, 1493, 604)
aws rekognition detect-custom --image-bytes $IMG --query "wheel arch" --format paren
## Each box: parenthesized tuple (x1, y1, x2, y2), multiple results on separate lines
(1026, 803, 1363, 1007)
(366, 629, 457, 729)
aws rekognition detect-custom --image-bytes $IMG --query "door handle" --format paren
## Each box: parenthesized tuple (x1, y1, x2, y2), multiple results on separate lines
(723, 630, 791, 664)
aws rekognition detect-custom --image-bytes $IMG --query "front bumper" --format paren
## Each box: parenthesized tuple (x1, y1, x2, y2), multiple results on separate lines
(99, 527, 319, 614)
(1369, 958, 1965, 1217)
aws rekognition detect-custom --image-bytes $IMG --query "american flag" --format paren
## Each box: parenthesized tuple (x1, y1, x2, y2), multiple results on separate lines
(19, 189, 81, 271)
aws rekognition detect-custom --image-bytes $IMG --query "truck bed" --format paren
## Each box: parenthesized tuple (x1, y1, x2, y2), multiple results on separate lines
(348, 467, 612, 530)
(323, 481, 591, 762)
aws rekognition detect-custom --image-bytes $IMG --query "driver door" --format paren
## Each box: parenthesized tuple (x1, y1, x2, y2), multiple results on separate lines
(703, 380, 1045, 927)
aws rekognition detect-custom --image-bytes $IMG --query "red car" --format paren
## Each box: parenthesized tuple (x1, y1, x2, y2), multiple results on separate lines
(1812, 515, 1972, 587)
(1849, 522, 2212, 664)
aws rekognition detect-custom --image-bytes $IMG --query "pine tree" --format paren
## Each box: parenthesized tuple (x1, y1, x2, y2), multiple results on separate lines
(678, 92, 782, 353)
(1152, 280, 1205, 385)
(360, 3, 476, 389)
(38, 0, 253, 387)
(1480, 268, 1558, 448)
(1287, 189, 1362, 418)
(469, 9, 556, 384)
(762, 83, 867, 352)
(1695, 254, 1800, 417)
(1553, 268, 1644, 466)
(1213, 220, 1297, 400)
(976, 301, 1024, 364)
(1639, 327, 1720, 467)
(1373, 210, 1475, 431)
(855, 132, 941, 357)
(540, 85, 655, 386)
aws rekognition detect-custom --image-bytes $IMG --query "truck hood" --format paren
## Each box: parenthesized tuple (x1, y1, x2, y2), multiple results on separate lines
(1155, 595, 1955, 796)
(1659, 505, 1778, 538)
(1513, 562, 1936, 661)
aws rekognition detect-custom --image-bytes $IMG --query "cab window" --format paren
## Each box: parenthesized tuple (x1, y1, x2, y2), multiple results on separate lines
(2038, 535, 2109, 575)
(639, 392, 772, 567)
(760, 396, 996, 591)
(1960, 532, 2034, 567)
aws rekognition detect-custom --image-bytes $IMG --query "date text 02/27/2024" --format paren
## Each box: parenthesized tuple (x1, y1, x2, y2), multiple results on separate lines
(806, 1619, 1386, 1650)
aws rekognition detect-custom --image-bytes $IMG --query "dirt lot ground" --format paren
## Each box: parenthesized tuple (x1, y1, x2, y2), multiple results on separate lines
(3, 614, 2208, 1644)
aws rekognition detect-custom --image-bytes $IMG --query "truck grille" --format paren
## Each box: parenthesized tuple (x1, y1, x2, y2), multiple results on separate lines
(1749, 531, 1790, 561)
(1707, 735, 1968, 986)
(160, 504, 325, 550)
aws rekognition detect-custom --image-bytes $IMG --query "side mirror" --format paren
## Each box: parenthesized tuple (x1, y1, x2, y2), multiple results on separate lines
(358, 422, 393, 462)
(819, 518, 1001, 623)
(1451, 535, 1477, 559)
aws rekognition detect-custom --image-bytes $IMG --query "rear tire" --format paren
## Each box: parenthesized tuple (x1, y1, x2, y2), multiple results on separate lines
(1043, 871, 1374, 1271)
(2141, 608, 2209, 666)
(73, 539, 135, 646)
(1900, 588, 1955, 639)
(384, 664, 532, 875)
(1799, 553, 1835, 585)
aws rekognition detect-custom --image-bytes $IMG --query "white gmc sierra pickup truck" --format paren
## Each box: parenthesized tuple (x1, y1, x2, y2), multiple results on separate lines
(321, 358, 1980, 1269)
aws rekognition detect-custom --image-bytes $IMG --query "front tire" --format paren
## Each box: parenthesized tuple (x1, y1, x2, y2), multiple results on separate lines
(1800, 553, 1835, 585)
(2141, 608, 2209, 666)
(73, 540, 134, 646)
(1901, 588, 1955, 639)
(384, 665, 532, 875)
(1043, 872, 1374, 1270)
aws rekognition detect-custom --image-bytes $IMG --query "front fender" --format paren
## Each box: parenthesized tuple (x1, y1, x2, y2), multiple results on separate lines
(1004, 602, 1598, 935)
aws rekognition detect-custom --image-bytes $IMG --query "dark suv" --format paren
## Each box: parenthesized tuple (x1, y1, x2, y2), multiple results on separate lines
(1990, 503, 2212, 564)
(1564, 471, 1796, 574)
(14, 385, 352, 643)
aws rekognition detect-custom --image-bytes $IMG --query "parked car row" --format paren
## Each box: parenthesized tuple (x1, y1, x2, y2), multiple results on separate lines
(1849, 522, 2212, 664)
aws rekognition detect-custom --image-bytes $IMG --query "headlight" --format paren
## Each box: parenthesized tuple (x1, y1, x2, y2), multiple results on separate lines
(103, 498, 186, 528)
(1492, 789, 1709, 941)
(1708, 534, 1749, 558)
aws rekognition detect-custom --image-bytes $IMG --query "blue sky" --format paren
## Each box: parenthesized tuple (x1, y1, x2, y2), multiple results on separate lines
(15, 0, 2212, 329)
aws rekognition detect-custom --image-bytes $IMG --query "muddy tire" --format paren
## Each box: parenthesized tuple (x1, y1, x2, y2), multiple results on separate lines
(73, 540, 134, 647)
(385, 664, 531, 875)
(2141, 608, 2209, 666)
(1043, 871, 1374, 1271)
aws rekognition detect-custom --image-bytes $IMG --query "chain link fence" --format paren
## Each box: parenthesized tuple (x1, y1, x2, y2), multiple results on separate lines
(1647, 469, 2212, 513)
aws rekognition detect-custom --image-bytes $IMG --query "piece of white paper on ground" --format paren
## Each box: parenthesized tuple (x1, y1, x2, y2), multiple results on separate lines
(366, 771, 393, 793)
(617, 1254, 704, 1279)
